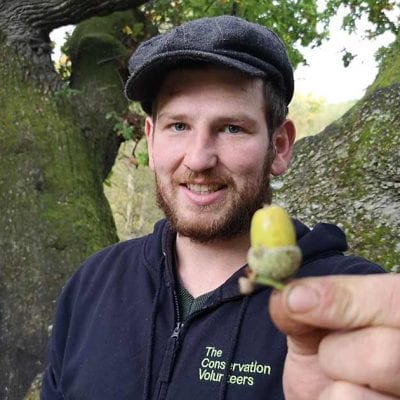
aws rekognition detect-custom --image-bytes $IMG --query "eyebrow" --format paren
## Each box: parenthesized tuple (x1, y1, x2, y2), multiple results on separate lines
(219, 115, 259, 125)
(156, 112, 260, 127)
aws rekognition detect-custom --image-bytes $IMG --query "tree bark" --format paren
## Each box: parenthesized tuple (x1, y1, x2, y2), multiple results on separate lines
(0, 0, 148, 90)
(0, 0, 149, 36)
(0, 1, 150, 399)
(274, 32, 400, 271)
(0, 33, 117, 399)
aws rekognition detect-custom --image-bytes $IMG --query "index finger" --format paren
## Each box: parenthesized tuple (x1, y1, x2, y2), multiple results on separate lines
(269, 274, 400, 333)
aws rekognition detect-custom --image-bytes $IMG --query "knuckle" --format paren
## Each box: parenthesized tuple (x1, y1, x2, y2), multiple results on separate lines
(319, 280, 360, 328)
(382, 278, 400, 325)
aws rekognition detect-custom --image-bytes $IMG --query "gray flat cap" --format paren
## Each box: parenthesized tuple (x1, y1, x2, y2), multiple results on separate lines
(125, 15, 294, 114)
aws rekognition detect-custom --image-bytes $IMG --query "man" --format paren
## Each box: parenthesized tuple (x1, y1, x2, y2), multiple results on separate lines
(41, 16, 400, 400)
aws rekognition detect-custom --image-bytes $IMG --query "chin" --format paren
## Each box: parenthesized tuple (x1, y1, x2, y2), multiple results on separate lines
(173, 211, 249, 243)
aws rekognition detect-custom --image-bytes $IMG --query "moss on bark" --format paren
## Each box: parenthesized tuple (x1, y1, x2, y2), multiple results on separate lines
(67, 9, 151, 179)
(274, 33, 400, 271)
(366, 34, 400, 95)
(0, 32, 118, 399)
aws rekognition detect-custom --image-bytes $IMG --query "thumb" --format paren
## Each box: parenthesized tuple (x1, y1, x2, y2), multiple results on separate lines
(269, 274, 400, 354)
(269, 283, 327, 355)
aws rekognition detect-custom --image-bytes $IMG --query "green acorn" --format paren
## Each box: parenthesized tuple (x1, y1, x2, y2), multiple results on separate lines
(239, 204, 302, 293)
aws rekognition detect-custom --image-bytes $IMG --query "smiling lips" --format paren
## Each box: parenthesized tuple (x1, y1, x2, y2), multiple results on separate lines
(180, 181, 228, 206)
(186, 183, 226, 194)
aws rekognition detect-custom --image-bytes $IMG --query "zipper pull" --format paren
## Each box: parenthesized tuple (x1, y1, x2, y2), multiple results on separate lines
(159, 322, 184, 383)
(171, 322, 183, 339)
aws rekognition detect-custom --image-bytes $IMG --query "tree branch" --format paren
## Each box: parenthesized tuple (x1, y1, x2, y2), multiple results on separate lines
(0, 0, 149, 91)
(0, 0, 149, 35)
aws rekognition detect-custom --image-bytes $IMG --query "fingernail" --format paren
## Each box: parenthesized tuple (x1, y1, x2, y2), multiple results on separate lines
(286, 284, 320, 313)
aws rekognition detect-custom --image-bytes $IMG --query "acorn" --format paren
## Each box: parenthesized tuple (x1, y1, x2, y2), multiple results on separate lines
(239, 204, 302, 293)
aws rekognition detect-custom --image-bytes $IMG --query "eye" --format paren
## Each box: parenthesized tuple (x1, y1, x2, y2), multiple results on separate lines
(223, 124, 242, 134)
(172, 122, 187, 132)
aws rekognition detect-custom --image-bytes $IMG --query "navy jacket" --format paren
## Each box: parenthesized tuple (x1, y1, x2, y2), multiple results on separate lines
(41, 219, 383, 400)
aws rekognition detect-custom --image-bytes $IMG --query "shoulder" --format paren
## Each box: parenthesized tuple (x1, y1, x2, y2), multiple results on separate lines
(298, 253, 385, 278)
(72, 234, 150, 284)
(59, 219, 169, 302)
(294, 219, 385, 277)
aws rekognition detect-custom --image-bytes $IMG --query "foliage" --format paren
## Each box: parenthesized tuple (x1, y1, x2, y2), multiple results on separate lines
(121, 22, 146, 41)
(341, 49, 357, 68)
(367, 31, 400, 94)
(56, 31, 73, 81)
(106, 103, 148, 166)
(140, 0, 400, 68)
(51, 31, 73, 81)
(137, 150, 149, 166)
(141, 0, 328, 67)
(323, 0, 399, 38)
(55, 54, 73, 81)
(289, 93, 355, 139)
(323, 0, 400, 66)
(106, 111, 136, 140)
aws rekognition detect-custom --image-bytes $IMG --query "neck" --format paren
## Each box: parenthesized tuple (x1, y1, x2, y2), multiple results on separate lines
(175, 233, 250, 298)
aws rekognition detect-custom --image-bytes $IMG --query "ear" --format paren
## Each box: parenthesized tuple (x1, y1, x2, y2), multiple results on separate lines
(270, 119, 296, 176)
(145, 116, 155, 171)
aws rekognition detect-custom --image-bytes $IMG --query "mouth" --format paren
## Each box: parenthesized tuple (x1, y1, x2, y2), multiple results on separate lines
(185, 183, 226, 194)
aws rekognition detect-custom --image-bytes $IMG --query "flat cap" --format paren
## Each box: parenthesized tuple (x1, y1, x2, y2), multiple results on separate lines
(125, 15, 294, 113)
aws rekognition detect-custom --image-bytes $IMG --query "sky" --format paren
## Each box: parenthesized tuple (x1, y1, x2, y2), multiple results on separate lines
(50, 13, 396, 105)
(294, 14, 395, 103)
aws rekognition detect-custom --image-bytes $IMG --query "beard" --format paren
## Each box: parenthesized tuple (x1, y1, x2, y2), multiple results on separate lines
(155, 148, 274, 243)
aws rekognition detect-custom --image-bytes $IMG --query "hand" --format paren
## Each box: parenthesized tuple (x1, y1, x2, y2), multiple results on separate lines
(269, 274, 400, 399)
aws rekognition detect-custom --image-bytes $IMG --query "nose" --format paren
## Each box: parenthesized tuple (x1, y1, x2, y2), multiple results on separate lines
(183, 131, 218, 172)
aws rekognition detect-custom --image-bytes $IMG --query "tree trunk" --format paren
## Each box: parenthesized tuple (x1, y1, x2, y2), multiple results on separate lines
(0, 1, 149, 399)
(275, 33, 400, 271)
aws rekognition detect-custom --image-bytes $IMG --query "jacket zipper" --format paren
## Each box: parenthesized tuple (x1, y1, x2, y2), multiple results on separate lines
(159, 321, 183, 381)
(155, 288, 183, 400)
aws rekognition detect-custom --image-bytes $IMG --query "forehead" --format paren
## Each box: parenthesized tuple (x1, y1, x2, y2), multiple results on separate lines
(154, 67, 266, 114)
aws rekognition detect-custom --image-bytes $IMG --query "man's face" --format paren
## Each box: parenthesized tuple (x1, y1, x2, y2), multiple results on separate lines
(146, 67, 278, 242)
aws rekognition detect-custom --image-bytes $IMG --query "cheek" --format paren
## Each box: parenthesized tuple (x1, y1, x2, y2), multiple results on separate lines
(151, 141, 183, 174)
(223, 143, 269, 176)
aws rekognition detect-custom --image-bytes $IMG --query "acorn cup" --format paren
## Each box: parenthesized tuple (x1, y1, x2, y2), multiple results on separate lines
(239, 204, 302, 294)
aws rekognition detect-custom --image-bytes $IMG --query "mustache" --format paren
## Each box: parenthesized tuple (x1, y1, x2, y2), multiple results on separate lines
(174, 170, 234, 185)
